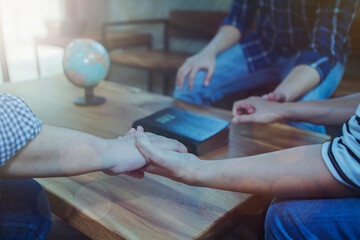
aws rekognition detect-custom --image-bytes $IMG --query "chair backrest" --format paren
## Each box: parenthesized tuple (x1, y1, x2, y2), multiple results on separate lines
(168, 10, 228, 41)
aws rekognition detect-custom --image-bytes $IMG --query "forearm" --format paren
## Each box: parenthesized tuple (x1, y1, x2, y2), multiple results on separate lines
(191, 144, 355, 197)
(0, 124, 109, 178)
(282, 93, 360, 125)
(201, 25, 241, 56)
(274, 65, 321, 102)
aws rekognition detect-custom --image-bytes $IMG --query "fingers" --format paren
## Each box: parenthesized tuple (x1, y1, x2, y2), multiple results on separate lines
(136, 131, 164, 164)
(204, 65, 215, 87)
(126, 128, 136, 136)
(232, 114, 255, 124)
(126, 170, 145, 179)
(188, 68, 199, 91)
(233, 102, 256, 117)
(262, 92, 286, 102)
(136, 125, 144, 132)
(176, 66, 191, 90)
(145, 132, 188, 153)
(103, 169, 121, 176)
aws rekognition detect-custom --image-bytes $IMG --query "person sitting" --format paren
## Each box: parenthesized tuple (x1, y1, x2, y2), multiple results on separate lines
(174, 0, 358, 133)
(134, 93, 360, 239)
(0, 93, 186, 239)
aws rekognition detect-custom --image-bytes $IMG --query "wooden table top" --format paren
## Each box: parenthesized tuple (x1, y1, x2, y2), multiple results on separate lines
(0, 76, 330, 240)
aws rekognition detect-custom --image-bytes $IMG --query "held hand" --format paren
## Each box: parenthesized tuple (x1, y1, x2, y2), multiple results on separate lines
(176, 51, 216, 91)
(135, 131, 200, 184)
(262, 92, 287, 102)
(103, 127, 187, 178)
(232, 96, 289, 124)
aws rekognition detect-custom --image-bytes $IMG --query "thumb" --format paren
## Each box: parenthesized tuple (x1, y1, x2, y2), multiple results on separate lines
(232, 114, 256, 124)
(136, 131, 163, 165)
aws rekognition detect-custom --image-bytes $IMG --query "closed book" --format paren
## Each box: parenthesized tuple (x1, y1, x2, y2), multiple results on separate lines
(132, 108, 230, 155)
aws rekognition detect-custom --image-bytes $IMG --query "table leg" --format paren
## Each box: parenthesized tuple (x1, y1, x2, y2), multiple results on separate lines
(147, 71, 154, 92)
(34, 42, 41, 78)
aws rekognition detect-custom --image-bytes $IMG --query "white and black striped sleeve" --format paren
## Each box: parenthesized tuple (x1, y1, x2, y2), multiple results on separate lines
(0, 93, 42, 166)
(322, 105, 360, 190)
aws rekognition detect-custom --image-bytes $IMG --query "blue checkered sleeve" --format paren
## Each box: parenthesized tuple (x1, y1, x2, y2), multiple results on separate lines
(222, 0, 257, 35)
(0, 94, 42, 166)
(296, 0, 358, 81)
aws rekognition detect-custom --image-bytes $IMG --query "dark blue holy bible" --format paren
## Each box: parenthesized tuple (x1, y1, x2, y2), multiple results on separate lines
(132, 108, 230, 155)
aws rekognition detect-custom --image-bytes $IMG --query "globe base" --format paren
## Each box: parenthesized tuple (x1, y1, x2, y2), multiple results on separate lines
(74, 96, 106, 106)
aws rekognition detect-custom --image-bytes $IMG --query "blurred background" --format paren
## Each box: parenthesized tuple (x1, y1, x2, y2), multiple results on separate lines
(0, 0, 232, 90)
(0, 0, 359, 95)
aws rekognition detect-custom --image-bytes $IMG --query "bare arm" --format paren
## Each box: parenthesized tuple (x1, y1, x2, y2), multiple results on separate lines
(192, 145, 354, 197)
(283, 93, 360, 125)
(0, 125, 186, 178)
(136, 133, 357, 198)
(232, 93, 360, 125)
(271, 65, 321, 102)
(201, 25, 242, 58)
(176, 25, 241, 90)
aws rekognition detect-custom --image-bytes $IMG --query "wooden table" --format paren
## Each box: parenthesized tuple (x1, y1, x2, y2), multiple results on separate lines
(0, 75, 329, 240)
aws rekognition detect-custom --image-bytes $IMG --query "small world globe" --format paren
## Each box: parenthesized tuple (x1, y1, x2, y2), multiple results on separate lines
(63, 39, 110, 106)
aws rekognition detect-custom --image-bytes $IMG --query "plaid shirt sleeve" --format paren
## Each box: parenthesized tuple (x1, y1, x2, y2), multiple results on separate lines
(0, 94, 42, 166)
(222, 0, 257, 35)
(296, 0, 358, 81)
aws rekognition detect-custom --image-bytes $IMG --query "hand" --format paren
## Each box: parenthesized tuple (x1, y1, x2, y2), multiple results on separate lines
(135, 131, 201, 184)
(176, 51, 216, 91)
(262, 92, 287, 102)
(232, 96, 290, 124)
(103, 127, 187, 178)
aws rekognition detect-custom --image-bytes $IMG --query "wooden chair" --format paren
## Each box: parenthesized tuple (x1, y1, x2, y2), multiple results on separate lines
(34, 21, 151, 77)
(103, 10, 227, 95)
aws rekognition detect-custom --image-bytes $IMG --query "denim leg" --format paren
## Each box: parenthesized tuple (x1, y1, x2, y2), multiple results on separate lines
(275, 55, 345, 133)
(265, 197, 360, 240)
(174, 44, 252, 106)
(0, 179, 52, 240)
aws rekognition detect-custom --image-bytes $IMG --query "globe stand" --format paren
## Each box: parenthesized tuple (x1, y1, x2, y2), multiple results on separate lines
(74, 87, 106, 106)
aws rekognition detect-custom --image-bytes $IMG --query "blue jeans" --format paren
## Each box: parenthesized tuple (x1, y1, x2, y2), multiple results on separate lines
(265, 197, 360, 239)
(0, 179, 52, 240)
(174, 44, 345, 133)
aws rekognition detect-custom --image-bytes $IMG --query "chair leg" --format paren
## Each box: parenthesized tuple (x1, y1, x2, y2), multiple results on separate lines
(148, 71, 154, 92)
(34, 43, 41, 78)
(163, 73, 170, 95)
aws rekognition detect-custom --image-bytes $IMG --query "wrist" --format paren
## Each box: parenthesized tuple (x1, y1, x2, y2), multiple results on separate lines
(282, 101, 306, 122)
(98, 138, 118, 171)
(179, 157, 206, 186)
(200, 46, 217, 57)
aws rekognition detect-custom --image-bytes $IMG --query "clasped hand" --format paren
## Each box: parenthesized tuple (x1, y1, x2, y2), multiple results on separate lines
(103, 126, 200, 183)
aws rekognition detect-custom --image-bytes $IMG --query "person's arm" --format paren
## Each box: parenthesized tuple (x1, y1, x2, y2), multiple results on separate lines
(136, 132, 359, 198)
(264, 0, 358, 102)
(268, 65, 321, 102)
(0, 124, 137, 178)
(0, 94, 187, 178)
(232, 93, 360, 125)
(176, 0, 256, 90)
(0, 124, 187, 179)
(176, 26, 241, 90)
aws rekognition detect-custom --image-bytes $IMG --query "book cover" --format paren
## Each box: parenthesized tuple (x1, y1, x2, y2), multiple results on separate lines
(132, 108, 230, 155)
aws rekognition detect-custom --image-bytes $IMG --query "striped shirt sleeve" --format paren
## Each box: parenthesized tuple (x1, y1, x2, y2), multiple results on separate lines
(0, 93, 42, 166)
(322, 104, 360, 190)
(222, 0, 257, 35)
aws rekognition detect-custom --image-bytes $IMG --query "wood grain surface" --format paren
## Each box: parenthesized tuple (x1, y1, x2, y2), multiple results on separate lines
(0, 75, 330, 240)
